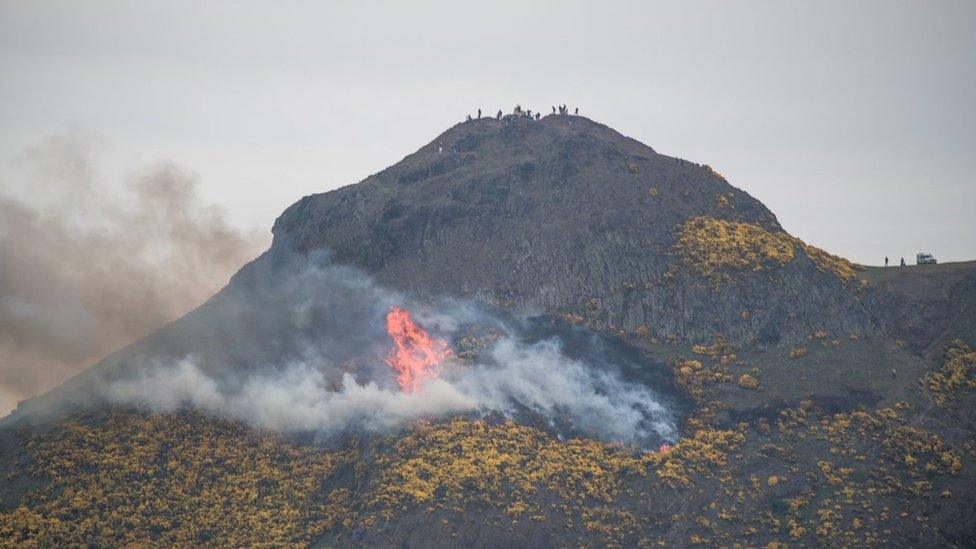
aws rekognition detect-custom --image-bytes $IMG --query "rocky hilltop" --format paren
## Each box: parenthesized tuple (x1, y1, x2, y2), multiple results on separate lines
(273, 114, 878, 346)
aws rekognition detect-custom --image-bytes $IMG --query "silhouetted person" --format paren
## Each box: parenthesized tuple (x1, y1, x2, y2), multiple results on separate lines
(574, 107, 579, 115)
(885, 256, 889, 267)
(900, 257, 906, 266)
(466, 114, 472, 122)
(552, 106, 556, 114)
(535, 112, 541, 120)
(477, 108, 481, 119)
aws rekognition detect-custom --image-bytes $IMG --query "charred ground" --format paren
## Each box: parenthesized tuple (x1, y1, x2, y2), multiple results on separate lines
(2, 115, 975, 547)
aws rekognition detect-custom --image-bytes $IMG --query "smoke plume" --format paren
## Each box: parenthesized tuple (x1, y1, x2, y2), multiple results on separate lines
(97, 250, 681, 447)
(0, 133, 268, 415)
(2, 134, 681, 446)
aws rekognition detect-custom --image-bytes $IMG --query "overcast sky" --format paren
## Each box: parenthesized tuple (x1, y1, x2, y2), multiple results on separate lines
(2, 0, 975, 264)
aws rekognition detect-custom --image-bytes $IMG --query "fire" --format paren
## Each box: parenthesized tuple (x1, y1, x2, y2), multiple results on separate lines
(645, 443, 672, 457)
(384, 306, 452, 393)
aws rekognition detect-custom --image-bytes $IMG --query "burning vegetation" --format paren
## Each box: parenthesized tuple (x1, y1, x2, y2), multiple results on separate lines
(384, 306, 453, 393)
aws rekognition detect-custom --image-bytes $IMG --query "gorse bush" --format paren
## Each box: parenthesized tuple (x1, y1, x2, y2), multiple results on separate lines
(928, 340, 976, 407)
(673, 216, 858, 284)
(0, 411, 357, 546)
(673, 217, 795, 283)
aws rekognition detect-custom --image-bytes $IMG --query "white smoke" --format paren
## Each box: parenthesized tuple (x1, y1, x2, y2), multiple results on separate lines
(107, 359, 478, 433)
(104, 344, 678, 445)
(102, 313, 678, 447)
(89, 246, 680, 446)
(459, 338, 676, 443)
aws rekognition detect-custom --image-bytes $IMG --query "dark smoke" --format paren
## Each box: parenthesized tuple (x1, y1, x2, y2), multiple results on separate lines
(0, 134, 268, 414)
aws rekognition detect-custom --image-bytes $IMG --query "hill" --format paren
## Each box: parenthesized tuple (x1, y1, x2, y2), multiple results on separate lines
(1, 113, 974, 547)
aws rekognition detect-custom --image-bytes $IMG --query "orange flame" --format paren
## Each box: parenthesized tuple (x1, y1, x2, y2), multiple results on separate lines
(384, 306, 453, 393)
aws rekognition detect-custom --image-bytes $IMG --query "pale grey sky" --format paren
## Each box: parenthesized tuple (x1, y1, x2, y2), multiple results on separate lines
(2, 0, 975, 264)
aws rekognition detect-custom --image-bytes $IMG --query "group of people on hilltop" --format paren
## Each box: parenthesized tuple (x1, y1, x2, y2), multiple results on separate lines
(463, 104, 580, 123)
(511, 104, 541, 120)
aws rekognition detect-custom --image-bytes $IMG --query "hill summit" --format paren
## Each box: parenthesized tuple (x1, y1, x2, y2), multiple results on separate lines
(273, 113, 878, 346)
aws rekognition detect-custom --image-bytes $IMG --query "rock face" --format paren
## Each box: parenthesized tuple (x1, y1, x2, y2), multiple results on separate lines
(272, 115, 880, 346)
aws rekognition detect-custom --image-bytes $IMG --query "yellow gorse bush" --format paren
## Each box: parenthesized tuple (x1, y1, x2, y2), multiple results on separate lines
(928, 340, 976, 407)
(674, 216, 857, 284)
(0, 411, 357, 546)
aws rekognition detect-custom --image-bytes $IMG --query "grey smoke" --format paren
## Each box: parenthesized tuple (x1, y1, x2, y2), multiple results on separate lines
(458, 338, 674, 443)
(99, 251, 680, 446)
(0, 133, 268, 415)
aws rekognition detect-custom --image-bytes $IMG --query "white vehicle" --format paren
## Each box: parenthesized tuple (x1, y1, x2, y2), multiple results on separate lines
(916, 252, 937, 265)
